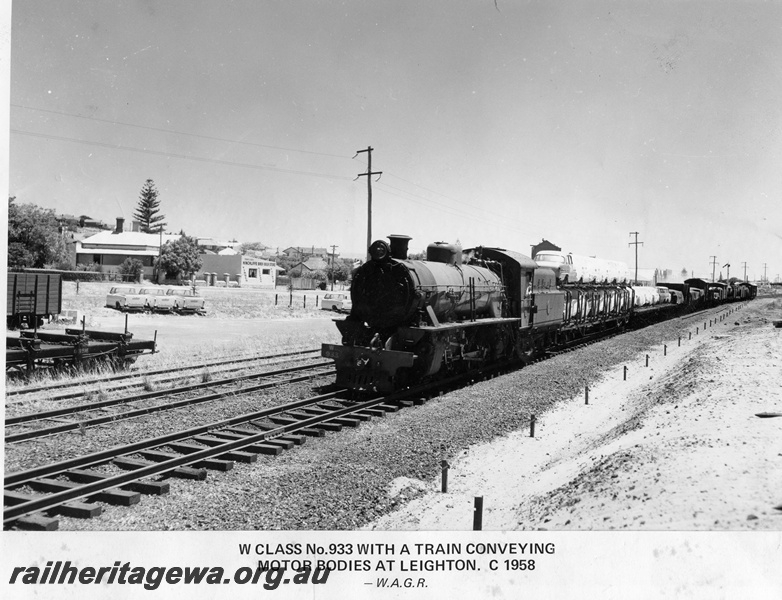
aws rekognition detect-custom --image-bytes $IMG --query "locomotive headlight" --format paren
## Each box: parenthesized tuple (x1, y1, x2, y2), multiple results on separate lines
(369, 240, 390, 262)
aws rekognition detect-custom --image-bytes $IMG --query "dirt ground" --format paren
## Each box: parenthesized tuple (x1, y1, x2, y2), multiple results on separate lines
(367, 297, 782, 531)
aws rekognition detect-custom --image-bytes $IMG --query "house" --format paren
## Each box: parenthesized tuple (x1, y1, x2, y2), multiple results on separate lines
(78, 215, 110, 229)
(197, 237, 240, 253)
(288, 257, 329, 276)
(530, 239, 561, 258)
(75, 218, 180, 279)
(282, 246, 334, 261)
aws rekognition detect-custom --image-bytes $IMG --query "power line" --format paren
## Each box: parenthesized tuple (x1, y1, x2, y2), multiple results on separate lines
(381, 171, 512, 221)
(10, 129, 353, 182)
(15, 103, 535, 231)
(375, 184, 529, 236)
(13, 127, 528, 235)
(376, 180, 517, 226)
(11, 103, 350, 160)
(14, 109, 552, 242)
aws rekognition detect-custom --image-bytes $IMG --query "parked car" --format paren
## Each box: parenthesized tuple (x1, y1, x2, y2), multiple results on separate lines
(321, 292, 352, 312)
(106, 286, 148, 312)
(165, 288, 206, 314)
(138, 287, 177, 313)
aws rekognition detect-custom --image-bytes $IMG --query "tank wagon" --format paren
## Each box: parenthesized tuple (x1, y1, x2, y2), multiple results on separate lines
(323, 236, 636, 393)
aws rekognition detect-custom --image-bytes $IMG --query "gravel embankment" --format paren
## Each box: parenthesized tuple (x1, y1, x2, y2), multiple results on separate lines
(45, 303, 736, 531)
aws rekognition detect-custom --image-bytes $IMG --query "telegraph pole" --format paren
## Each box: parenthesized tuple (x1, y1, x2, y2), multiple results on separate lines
(628, 232, 643, 285)
(710, 256, 717, 282)
(742, 261, 748, 282)
(722, 263, 730, 281)
(355, 146, 382, 261)
(329, 244, 339, 291)
(155, 225, 164, 284)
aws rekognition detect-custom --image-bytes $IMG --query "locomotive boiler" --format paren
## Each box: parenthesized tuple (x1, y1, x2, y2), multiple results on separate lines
(350, 236, 504, 331)
(323, 236, 519, 392)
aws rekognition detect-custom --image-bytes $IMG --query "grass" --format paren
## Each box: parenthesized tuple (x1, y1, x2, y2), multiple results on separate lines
(59, 281, 338, 322)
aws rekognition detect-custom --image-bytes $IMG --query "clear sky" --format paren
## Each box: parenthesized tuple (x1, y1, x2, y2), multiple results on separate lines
(7, 1, 782, 280)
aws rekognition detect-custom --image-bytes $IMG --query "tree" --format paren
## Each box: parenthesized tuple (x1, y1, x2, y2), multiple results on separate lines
(239, 241, 269, 255)
(7, 196, 69, 269)
(157, 234, 202, 280)
(329, 259, 351, 283)
(680, 268, 688, 279)
(118, 258, 144, 282)
(133, 179, 167, 233)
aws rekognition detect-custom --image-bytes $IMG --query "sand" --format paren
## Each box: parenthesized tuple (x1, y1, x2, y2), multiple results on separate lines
(366, 299, 782, 531)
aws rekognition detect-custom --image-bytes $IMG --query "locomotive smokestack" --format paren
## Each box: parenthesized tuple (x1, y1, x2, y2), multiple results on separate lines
(388, 234, 412, 260)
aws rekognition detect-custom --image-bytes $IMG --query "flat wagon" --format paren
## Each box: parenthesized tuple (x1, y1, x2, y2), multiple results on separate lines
(6, 327, 156, 374)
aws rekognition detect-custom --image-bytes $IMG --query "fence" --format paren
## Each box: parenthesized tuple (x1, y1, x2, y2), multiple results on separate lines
(15, 268, 136, 283)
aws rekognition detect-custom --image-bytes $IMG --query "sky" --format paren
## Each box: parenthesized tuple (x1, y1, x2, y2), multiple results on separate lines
(6, 0, 782, 280)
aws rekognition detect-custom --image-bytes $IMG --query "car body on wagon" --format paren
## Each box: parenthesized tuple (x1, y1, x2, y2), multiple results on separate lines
(321, 292, 352, 312)
(165, 288, 206, 314)
(106, 286, 148, 312)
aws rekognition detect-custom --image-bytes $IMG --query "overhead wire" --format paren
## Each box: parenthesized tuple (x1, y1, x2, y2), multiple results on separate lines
(11, 103, 351, 160)
(10, 129, 354, 182)
(12, 104, 522, 230)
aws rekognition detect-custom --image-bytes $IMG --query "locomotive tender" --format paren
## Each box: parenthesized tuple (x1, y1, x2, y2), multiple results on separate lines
(322, 235, 637, 393)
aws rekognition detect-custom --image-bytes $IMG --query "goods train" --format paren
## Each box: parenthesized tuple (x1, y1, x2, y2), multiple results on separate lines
(322, 235, 755, 394)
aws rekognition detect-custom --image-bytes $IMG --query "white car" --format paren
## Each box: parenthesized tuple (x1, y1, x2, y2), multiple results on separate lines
(106, 286, 148, 312)
(321, 292, 352, 312)
(138, 287, 177, 313)
(166, 288, 206, 314)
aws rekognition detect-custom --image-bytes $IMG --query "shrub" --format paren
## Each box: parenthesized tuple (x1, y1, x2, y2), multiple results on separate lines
(118, 258, 144, 283)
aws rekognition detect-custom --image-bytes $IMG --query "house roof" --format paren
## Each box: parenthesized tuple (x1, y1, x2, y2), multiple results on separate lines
(76, 248, 158, 257)
(284, 246, 329, 255)
(79, 230, 181, 249)
(197, 237, 239, 248)
(295, 257, 329, 271)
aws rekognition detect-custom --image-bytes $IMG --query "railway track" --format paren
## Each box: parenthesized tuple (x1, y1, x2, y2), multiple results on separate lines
(3, 358, 512, 530)
(5, 360, 335, 443)
(5, 347, 322, 399)
(3, 392, 403, 530)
